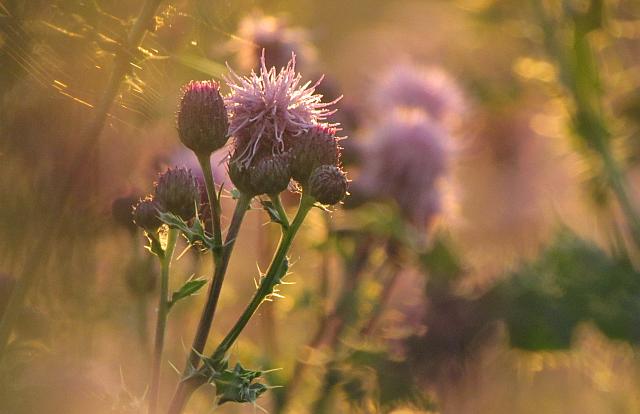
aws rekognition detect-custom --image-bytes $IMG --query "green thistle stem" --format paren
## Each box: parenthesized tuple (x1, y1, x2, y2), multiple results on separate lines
(148, 228, 179, 414)
(183, 193, 251, 371)
(166, 193, 315, 414)
(212, 193, 313, 361)
(197, 153, 223, 259)
(270, 194, 290, 233)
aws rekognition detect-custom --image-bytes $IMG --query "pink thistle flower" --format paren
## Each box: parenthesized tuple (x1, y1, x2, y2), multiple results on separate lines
(224, 53, 339, 168)
(373, 63, 466, 126)
(358, 110, 450, 226)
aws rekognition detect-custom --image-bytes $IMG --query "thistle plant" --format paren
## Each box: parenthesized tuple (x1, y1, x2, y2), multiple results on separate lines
(128, 53, 346, 414)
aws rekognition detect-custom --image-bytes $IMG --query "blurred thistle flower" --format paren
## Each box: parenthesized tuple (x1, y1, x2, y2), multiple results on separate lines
(111, 194, 140, 233)
(373, 63, 466, 127)
(154, 167, 200, 220)
(308, 165, 348, 205)
(289, 124, 341, 183)
(231, 12, 315, 72)
(177, 80, 229, 156)
(133, 196, 163, 232)
(357, 110, 450, 226)
(224, 53, 339, 169)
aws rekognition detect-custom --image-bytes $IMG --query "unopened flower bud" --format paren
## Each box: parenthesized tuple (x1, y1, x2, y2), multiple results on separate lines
(177, 80, 229, 155)
(289, 124, 340, 183)
(111, 194, 139, 233)
(228, 157, 254, 196)
(229, 153, 292, 196)
(308, 165, 348, 205)
(154, 167, 200, 220)
(133, 196, 162, 231)
(249, 153, 292, 195)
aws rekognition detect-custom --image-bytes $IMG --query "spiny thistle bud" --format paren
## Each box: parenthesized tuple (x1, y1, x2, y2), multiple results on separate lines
(229, 153, 292, 196)
(228, 157, 254, 196)
(249, 153, 292, 195)
(133, 196, 162, 231)
(308, 165, 348, 205)
(154, 167, 200, 220)
(177, 80, 229, 155)
(288, 124, 340, 183)
(111, 194, 139, 233)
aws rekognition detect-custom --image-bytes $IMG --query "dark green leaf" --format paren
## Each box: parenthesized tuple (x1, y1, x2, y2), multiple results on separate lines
(168, 277, 208, 309)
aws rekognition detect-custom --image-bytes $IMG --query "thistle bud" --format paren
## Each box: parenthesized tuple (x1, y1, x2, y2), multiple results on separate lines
(289, 124, 340, 183)
(228, 157, 255, 196)
(133, 196, 162, 231)
(111, 194, 139, 233)
(154, 167, 200, 220)
(249, 153, 292, 195)
(308, 165, 348, 205)
(229, 153, 292, 196)
(177, 80, 229, 155)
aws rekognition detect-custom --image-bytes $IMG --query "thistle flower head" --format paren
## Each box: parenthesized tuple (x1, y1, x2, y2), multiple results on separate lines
(358, 110, 450, 225)
(308, 165, 348, 205)
(133, 196, 163, 231)
(289, 124, 341, 183)
(224, 54, 339, 168)
(177, 80, 229, 155)
(154, 167, 200, 220)
(373, 63, 466, 125)
(228, 152, 292, 196)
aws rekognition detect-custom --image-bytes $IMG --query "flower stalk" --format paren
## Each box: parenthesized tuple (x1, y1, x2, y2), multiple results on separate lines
(166, 192, 314, 414)
(183, 192, 251, 372)
(148, 227, 179, 414)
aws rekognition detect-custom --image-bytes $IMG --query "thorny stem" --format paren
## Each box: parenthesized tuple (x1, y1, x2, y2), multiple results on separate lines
(277, 237, 373, 413)
(148, 227, 179, 414)
(166, 193, 315, 414)
(270, 194, 290, 233)
(197, 154, 224, 259)
(0, 0, 165, 358)
(213, 193, 313, 360)
(181, 193, 250, 375)
(166, 194, 251, 414)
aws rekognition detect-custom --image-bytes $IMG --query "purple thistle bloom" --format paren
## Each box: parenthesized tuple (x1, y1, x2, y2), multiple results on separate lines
(358, 110, 450, 226)
(373, 63, 466, 125)
(224, 53, 339, 168)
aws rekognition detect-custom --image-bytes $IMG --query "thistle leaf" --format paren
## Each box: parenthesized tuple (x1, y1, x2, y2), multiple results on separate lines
(168, 276, 208, 310)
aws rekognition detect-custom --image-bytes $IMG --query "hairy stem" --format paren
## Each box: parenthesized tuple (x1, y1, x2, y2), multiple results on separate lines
(148, 228, 179, 414)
